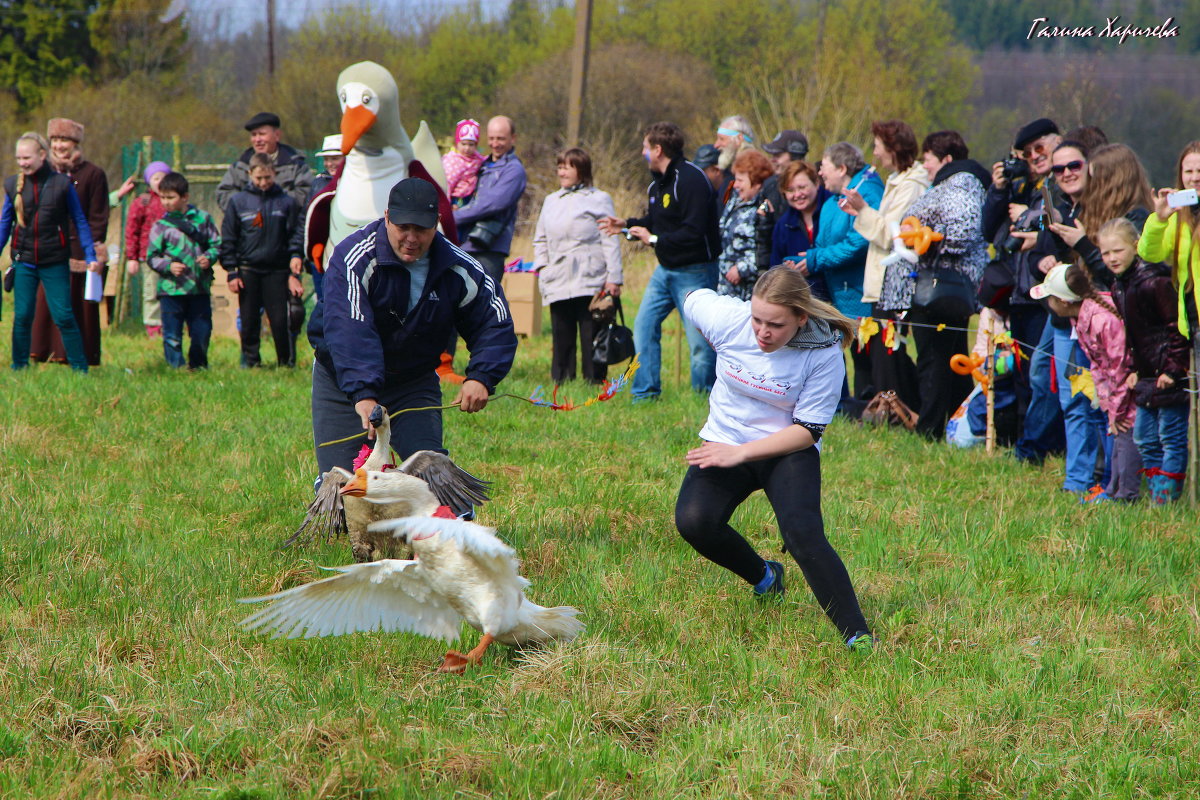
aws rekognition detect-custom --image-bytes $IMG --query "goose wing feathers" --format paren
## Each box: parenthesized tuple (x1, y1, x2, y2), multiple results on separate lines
(367, 516, 527, 587)
(396, 451, 491, 513)
(283, 467, 353, 547)
(239, 559, 462, 642)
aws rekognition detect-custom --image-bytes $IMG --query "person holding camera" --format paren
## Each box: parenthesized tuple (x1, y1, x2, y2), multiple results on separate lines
(1137, 140, 1200, 349)
(533, 147, 623, 385)
(453, 116, 526, 287)
(982, 118, 1066, 465)
(599, 121, 721, 402)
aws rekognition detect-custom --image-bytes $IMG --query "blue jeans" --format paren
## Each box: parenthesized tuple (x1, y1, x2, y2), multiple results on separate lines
(1014, 318, 1065, 463)
(1055, 330, 1107, 492)
(631, 261, 717, 399)
(11, 262, 87, 371)
(159, 294, 213, 369)
(1133, 403, 1189, 476)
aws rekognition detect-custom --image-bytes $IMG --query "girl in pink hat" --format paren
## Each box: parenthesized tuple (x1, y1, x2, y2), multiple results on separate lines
(443, 119, 485, 208)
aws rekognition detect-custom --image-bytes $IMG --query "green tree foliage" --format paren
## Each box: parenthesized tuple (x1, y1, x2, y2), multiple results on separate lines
(615, 0, 795, 86)
(0, 0, 96, 110)
(259, 8, 400, 152)
(88, 0, 188, 80)
(732, 0, 974, 153)
(496, 40, 719, 189)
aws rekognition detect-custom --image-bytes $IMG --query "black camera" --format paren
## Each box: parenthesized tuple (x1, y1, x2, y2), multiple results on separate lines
(1001, 155, 1030, 196)
(1002, 207, 1044, 253)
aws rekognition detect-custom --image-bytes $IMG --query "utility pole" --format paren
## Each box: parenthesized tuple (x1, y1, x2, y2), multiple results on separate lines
(267, 0, 276, 76)
(566, 0, 592, 147)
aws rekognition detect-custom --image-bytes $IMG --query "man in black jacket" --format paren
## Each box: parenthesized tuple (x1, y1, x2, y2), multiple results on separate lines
(308, 178, 516, 476)
(981, 117, 1066, 463)
(600, 122, 720, 400)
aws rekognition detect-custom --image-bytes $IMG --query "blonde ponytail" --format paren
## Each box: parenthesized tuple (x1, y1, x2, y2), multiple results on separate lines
(14, 173, 24, 228)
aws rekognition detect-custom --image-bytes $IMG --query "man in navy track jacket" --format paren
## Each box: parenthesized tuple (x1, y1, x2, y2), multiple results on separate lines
(308, 178, 517, 476)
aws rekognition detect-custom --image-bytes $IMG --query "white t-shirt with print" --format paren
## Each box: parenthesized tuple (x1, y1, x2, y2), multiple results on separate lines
(684, 289, 844, 451)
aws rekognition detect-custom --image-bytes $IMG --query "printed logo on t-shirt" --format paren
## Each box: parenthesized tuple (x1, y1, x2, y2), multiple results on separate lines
(722, 360, 791, 397)
(429, 291, 439, 302)
(663, 194, 672, 208)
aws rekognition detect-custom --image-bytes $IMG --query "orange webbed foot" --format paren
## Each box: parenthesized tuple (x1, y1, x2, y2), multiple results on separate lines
(438, 650, 470, 674)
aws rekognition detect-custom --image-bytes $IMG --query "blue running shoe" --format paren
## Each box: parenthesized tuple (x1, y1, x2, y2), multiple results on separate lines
(847, 632, 876, 652)
(753, 560, 785, 598)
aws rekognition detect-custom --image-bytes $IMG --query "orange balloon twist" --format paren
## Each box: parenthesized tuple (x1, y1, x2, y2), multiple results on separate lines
(898, 215, 944, 256)
(950, 353, 989, 390)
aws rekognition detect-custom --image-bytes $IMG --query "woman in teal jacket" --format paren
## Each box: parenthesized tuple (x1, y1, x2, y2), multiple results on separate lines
(795, 142, 883, 400)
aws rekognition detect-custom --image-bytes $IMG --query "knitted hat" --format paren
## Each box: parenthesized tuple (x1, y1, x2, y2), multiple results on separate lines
(47, 118, 85, 143)
(455, 119, 481, 145)
(144, 161, 171, 185)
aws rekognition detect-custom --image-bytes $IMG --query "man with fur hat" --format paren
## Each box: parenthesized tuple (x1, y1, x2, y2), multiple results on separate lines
(29, 117, 110, 366)
(215, 112, 314, 211)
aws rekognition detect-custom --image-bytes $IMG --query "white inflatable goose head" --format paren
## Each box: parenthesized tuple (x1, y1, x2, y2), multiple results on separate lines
(336, 61, 414, 162)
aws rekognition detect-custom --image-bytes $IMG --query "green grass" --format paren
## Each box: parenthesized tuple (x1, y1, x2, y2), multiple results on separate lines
(1, 306, 1198, 799)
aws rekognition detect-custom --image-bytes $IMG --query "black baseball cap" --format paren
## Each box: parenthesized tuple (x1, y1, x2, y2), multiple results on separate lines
(763, 129, 809, 158)
(692, 144, 720, 169)
(244, 112, 281, 131)
(387, 178, 439, 228)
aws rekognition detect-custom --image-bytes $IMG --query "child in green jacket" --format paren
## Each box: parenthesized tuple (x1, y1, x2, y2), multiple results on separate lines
(145, 172, 221, 369)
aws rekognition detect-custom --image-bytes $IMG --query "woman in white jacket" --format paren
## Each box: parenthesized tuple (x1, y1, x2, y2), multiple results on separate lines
(841, 120, 929, 410)
(534, 148, 623, 384)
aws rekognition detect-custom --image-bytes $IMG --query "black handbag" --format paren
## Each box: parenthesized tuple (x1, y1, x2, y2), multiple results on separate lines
(3, 266, 13, 293)
(911, 250, 977, 319)
(592, 297, 635, 365)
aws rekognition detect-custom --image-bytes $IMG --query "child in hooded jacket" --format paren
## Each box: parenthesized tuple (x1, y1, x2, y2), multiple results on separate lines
(1032, 259, 1140, 502)
(442, 119, 485, 207)
(1106, 218, 1191, 504)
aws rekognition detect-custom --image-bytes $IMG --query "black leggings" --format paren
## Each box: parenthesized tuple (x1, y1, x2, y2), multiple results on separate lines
(674, 447, 869, 640)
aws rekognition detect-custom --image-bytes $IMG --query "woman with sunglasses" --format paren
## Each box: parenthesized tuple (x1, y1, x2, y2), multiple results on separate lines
(1035, 143, 1153, 495)
(1058, 144, 1153, 286)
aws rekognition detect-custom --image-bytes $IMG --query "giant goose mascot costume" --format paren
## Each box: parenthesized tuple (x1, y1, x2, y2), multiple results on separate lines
(305, 61, 457, 271)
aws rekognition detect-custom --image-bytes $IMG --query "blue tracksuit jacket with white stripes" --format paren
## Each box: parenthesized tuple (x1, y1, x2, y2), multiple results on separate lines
(308, 219, 517, 402)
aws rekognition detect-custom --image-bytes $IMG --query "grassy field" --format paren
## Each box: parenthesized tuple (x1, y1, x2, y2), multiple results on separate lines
(1, 298, 1198, 799)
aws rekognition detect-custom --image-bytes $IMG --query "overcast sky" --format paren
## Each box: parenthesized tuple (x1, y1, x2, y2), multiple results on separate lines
(178, 0, 519, 38)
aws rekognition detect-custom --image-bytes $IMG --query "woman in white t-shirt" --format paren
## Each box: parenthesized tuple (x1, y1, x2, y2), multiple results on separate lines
(677, 267, 874, 651)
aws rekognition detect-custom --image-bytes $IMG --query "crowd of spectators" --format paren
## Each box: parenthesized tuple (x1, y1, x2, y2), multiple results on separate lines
(3, 108, 1198, 504)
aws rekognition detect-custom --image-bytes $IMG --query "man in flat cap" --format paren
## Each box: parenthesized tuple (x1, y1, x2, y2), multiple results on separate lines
(29, 118, 110, 366)
(307, 177, 517, 500)
(216, 112, 314, 211)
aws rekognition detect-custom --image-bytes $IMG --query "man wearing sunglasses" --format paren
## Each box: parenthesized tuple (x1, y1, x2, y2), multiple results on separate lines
(981, 117, 1067, 467)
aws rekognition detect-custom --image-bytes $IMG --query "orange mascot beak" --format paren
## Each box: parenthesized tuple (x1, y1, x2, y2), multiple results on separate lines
(340, 105, 377, 154)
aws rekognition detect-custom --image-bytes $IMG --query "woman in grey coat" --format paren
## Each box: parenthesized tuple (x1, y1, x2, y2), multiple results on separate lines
(534, 148, 623, 383)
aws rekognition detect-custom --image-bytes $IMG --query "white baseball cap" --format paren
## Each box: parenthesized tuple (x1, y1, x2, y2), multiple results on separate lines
(1030, 263, 1081, 302)
(315, 134, 343, 158)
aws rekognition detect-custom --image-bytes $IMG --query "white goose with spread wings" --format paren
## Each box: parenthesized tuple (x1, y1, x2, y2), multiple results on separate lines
(287, 405, 490, 562)
(243, 516, 584, 673)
